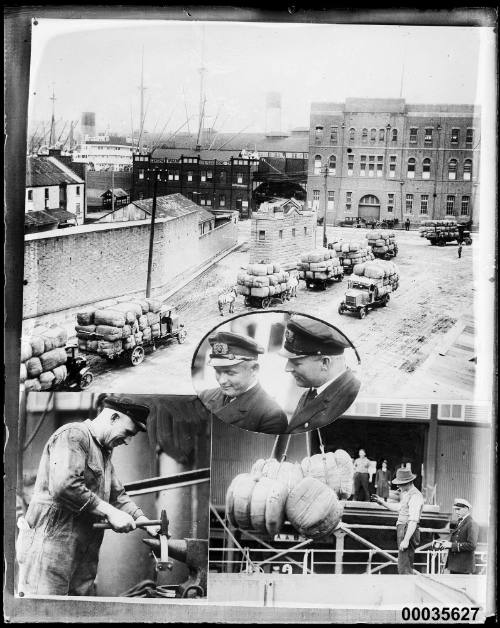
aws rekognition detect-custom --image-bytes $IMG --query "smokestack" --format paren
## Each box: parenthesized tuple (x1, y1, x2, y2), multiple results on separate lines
(81, 112, 96, 142)
(265, 92, 282, 134)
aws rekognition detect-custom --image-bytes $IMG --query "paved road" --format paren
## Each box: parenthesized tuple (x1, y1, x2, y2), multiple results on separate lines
(89, 225, 476, 400)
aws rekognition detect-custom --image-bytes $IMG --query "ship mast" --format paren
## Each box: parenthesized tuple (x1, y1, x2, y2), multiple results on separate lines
(49, 85, 56, 147)
(138, 47, 147, 152)
(195, 27, 206, 151)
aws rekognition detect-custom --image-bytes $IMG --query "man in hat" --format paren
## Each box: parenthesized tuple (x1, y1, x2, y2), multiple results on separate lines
(279, 316, 361, 434)
(199, 331, 288, 434)
(16, 394, 159, 596)
(372, 467, 424, 574)
(440, 498, 479, 574)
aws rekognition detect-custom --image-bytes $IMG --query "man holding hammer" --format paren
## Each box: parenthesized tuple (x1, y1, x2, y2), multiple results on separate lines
(16, 394, 159, 596)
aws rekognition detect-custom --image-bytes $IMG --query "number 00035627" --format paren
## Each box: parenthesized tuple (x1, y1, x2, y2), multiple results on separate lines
(401, 607, 480, 622)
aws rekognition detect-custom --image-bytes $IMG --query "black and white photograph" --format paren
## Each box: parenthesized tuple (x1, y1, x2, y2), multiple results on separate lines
(4, 6, 496, 625)
(192, 311, 361, 434)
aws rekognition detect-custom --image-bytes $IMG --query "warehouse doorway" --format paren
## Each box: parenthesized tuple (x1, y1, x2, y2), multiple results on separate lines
(358, 194, 380, 222)
(312, 417, 427, 491)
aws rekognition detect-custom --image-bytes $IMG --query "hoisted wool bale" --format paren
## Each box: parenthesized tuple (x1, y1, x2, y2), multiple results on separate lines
(39, 371, 56, 390)
(26, 357, 43, 378)
(76, 309, 95, 326)
(249, 476, 275, 534)
(286, 477, 343, 539)
(332, 449, 355, 498)
(40, 347, 67, 372)
(24, 378, 41, 392)
(29, 335, 45, 357)
(301, 452, 350, 498)
(20, 363, 27, 383)
(249, 476, 289, 536)
(52, 365, 68, 385)
(20, 340, 33, 363)
(260, 459, 304, 493)
(95, 325, 122, 342)
(231, 473, 259, 529)
(94, 309, 126, 328)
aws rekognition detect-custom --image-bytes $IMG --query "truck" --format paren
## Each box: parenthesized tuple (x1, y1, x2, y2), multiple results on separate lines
(420, 220, 472, 246)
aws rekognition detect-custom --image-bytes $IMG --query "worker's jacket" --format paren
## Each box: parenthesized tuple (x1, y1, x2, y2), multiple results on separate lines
(16, 420, 144, 595)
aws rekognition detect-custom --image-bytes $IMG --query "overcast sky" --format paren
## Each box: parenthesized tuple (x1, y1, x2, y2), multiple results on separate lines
(28, 19, 486, 137)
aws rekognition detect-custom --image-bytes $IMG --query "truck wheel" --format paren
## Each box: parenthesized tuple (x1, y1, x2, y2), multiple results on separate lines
(177, 329, 187, 344)
(465, 238, 472, 245)
(261, 297, 271, 309)
(338, 303, 345, 315)
(78, 372, 94, 390)
(129, 346, 145, 366)
(382, 294, 390, 307)
(244, 297, 251, 307)
(358, 307, 367, 319)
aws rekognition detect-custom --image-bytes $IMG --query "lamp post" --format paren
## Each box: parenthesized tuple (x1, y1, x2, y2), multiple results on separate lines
(145, 168, 159, 298)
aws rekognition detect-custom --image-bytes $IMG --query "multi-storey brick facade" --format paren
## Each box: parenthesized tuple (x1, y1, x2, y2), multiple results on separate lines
(306, 98, 480, 227)
(249, 198, 317, 269)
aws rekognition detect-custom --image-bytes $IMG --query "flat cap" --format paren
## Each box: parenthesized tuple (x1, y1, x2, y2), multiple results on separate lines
(101, 394, 150, 432)
(453, 498, 472, 509)
(279, 316, 351, 359)
(207, 331, 264, 367)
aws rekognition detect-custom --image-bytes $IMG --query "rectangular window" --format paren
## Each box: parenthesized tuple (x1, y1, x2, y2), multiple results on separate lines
(75, 203, 81, 215)
(139, 169, 145, 180)
(219, 194, 226, 207)
(330, 126, 338, 144)
(44, 188, 49, 200)
(345, 191, 352, 212)
(207, 170, 213, 180)
(27, 189, 33, 201)
(187, 171, 193, 182)
(405, 194, 414, 213)
(461, 195, 470, 215)
(313, 190, 320, 201)
(168, 172, 174, 181)
(387, 193, 394, 213)
(368, 155, 375, 177)
(315, 125, 323, 144)
(347, 156, 354, 176)
(466, 128, 474, 144)
(201, 171, 207, 182)
(219, 171, 226, 184)
(446, 195, 455, 215)
(424, 128, 433, 144)
(389, 155, 396, 178)
(420, 194, 429, 214)
(206, 198, 212, 206)
(279, 230, 283, 239)
(409, 128, 418, 144)
(360, 155, 367, 176)
(76, 186, 81, 196)
(200, 197, 206, 206)
(327, 190, 335, 210)
(174, 172, 179, 181)
(376, 156, 384, 177)
(236, 172, 243, 184)
(259, 230, 266, 241)
(451, 128, 460, 144)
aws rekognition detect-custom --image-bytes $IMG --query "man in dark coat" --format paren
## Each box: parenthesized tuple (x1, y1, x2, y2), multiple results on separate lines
(441, 498, 479, 574)
(279, 316, 361, 434)
(198, 331, 288, 434)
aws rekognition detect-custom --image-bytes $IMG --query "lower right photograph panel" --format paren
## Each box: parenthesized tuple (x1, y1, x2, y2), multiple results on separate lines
(207, 397, 492, 610)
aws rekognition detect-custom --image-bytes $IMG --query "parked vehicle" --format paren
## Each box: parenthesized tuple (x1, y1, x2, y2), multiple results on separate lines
(338, 275, 398, 319)
(56, 344, 94, 390)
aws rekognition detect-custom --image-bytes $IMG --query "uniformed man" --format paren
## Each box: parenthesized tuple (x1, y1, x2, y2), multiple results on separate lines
(372, 467, 424, 574)
(441, 498, 479, 574)
(16, 394, 159, 596)
(198, 331, 288, 434)
(279, 316, 361, 434)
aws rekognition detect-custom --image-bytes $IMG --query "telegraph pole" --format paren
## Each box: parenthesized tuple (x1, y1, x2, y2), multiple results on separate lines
(146, 169, 159, 297)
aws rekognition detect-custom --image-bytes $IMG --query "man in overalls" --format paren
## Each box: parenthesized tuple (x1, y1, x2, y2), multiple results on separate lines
(16, 394, 159, 596)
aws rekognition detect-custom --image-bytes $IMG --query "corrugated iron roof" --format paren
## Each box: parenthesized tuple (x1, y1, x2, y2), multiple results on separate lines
(26, 156, 78, 187)
(24, 210, 59, 226)
(44, 208, 78, 222)
(130, 193, 202, 220)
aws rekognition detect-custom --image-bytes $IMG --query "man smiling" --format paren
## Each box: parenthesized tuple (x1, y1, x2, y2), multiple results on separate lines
(199, 331, 287, 434)
(16, 394, 159, 596)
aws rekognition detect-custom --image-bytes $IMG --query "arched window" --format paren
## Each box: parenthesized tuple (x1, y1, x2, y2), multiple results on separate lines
(407, 157, 416, 179)
(314, 154, 322, 175)
(392, 128, 398, 142)
(422, 158, 431, 179)
(362, 128, 368, 142)
(448, 159, 458, 180)
(370, 128, 377, 141)
(349, 128, 355, 142)
(379, 128, 385, 141)
(328, 155, 337, 175)
(463, 159, 472, 181)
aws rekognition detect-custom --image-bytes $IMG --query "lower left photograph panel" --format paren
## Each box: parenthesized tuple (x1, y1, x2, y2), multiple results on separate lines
(15, 392, 210, 599)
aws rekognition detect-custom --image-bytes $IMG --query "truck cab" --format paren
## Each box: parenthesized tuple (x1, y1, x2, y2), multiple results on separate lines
(345, 279, 377, 307)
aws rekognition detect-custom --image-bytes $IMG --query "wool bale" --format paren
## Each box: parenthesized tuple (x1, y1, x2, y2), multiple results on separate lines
(253, 276, 270, 287)
(137, 300, 150, 314)
(121, 324, 132, 338)
(30, 336, 45, 357)
(26, 357, 43, 378)
(268, 285, 276, 296)
(95, 325, 122, 342)
(20, 363, 27, 383)
(146, 298, 162, 313)
(138, 315, 149, 331)
(349, 242, 360, 252)
(52, 365, 68, 385)
(250, 286, 270, 297)
(146, 312, 160, 326)
(39, 371, 56, 390)
(238, 285, 250, 296)
(286, 477, 343, 539)
(309, 263, 328, 271)
(76, 309, 95, 326)
(343, 258, 352, 266)
(123, 336, 136, 351)
(20, 340, 32, 363)
(273, 263, 281, 273)
(265, 479, 289, 536)
(87, 340, 98, 352)
(305, 271, 314, 279)
(232, 473, 258, 529)
(333, 242, 343, 252)
(75, 324, 96, 336)
(151, 323, 161, 338)
(251, 459, 268, 480)
(40, 348, 67, 371)
(250, 477, 275, 534)
(365, 265, 384, 279)
(225, 473, 249, 527)
(94, 309, 126, 328)
(97, 339, 122, 355)
(112, 301, 143, 319)
(142, 327, 152, 342)
(24, 378, 41, 392)
(134, 331, 143, 344)
(265, 264, 274, 275)
(314, 272, 329, 280)
(248, 263, 268, 276)
(299, 271, 306, 279)
(41, 326, 67, 352)
(353, 263, 365, 276)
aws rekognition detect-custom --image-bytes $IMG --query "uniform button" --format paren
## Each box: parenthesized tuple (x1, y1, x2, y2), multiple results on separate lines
(304, 422, 309, 428)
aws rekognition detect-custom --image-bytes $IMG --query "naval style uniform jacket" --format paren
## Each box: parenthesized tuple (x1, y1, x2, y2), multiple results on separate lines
(199, 383, 288, 434)
(286, 369, 361, 434)
(446, 514, 479, 574)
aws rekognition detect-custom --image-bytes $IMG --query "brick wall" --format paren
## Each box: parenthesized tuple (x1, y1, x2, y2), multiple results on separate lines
(249, 210, 317, 268)
(23, 217, 238, 321)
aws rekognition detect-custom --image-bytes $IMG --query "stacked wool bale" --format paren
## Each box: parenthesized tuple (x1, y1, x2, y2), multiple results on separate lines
(331, 238, 374, 273)
(75, 297, 162, 357)
(236, 262, 292, 299)
(297, 248, 342, 281)
(352, 259, 400, 295)
(367, 231, 398, 257)
(20, 325, 68, 392)
(419, 220, 460, 240)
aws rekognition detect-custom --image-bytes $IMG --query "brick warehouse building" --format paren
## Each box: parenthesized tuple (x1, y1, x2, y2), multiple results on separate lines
(306, 98, 480, 228)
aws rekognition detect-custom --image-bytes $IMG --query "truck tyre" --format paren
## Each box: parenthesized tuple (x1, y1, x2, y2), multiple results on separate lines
(465, 238, 472, 245)
(261, 297, 271, 309)
(338, 303, 345, 315)
(382, 294, 390, 307)
(177, 329, 187, 344)
(78, 372, 94, 390)
(129, 346, 145, 366)
(358, 307, 367, 319)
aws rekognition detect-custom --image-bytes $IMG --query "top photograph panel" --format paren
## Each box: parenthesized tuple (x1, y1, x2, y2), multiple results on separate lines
(20, 20, 493, 404)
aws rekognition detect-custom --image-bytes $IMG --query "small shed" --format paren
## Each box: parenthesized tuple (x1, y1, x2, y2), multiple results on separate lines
(100, 188, 129, 209)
